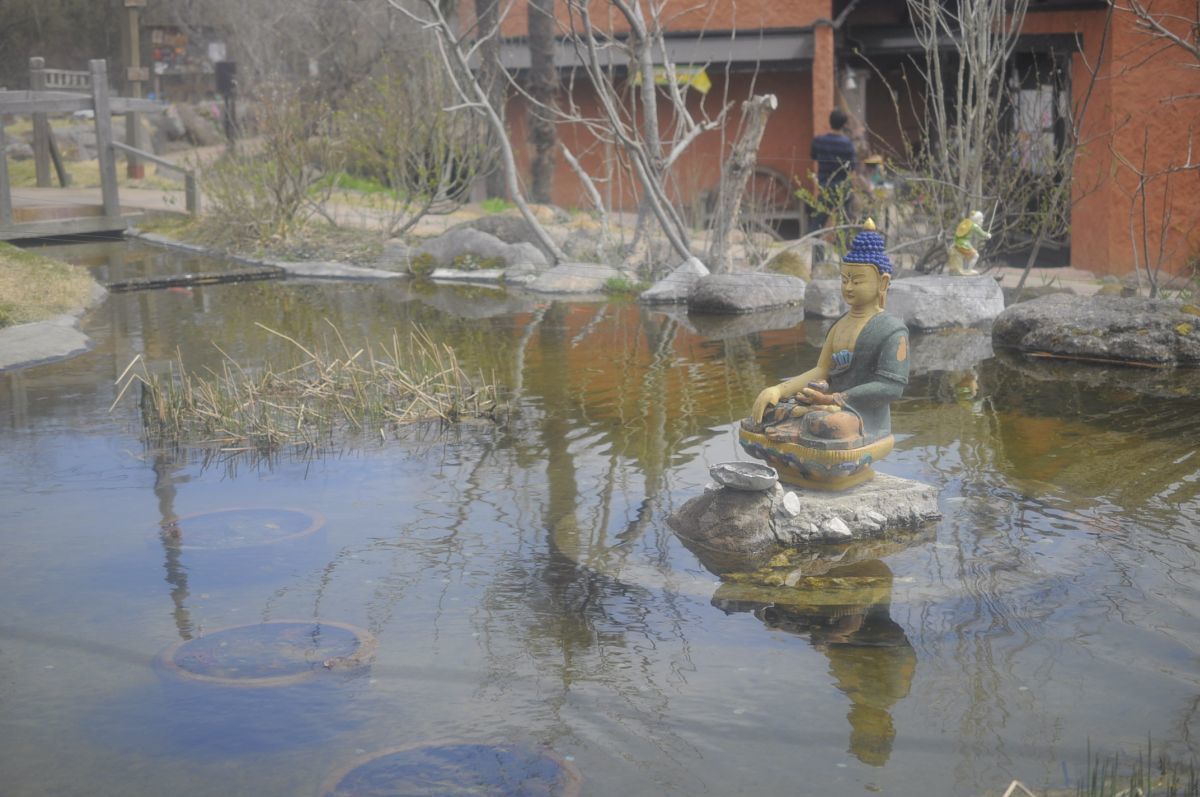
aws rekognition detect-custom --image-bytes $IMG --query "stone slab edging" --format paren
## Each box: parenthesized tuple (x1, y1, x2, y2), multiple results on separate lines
(0, 281, 107, 372)
(130, 231, 405, 281)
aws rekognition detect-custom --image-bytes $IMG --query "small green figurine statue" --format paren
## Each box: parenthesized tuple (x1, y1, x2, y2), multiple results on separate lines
(947, 210, 991, 276)
(739, 219, 909, 490)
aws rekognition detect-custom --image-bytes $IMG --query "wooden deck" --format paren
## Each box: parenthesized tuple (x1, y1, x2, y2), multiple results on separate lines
(0, 190, 146, 241)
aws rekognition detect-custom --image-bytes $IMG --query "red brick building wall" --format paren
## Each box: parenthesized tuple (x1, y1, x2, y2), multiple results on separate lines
(493, 0, 831, 37)
(475, 0, 833, 215)
(474, 1, 1198, 274)
(1023, 4, 1199, 275)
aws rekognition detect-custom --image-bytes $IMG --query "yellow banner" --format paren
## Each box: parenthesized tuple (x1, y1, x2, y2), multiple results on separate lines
(632, 67, 712, 95)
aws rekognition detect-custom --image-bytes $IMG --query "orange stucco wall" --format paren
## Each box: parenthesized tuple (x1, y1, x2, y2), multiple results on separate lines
(1024, 5, 1200, 275)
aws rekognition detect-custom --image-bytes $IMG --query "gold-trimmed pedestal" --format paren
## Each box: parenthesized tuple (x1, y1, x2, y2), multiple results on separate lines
(738, 427, 895, 491)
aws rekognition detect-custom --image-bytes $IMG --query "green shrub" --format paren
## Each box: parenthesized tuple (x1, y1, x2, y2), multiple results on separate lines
(482, 197, 513, 214)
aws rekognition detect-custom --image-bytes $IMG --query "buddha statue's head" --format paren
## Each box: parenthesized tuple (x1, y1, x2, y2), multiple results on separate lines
(841, 219, 894, 310)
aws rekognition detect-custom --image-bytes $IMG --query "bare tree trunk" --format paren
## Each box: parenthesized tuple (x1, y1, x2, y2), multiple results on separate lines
(475, 0, 508, 199)
(708, 94, 778, 273)
(527, 0, 558, 203)
(390, 0, 567, 262)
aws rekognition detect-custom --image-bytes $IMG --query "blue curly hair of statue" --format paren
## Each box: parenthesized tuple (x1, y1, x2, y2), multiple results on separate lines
(842, 219, 893, 275)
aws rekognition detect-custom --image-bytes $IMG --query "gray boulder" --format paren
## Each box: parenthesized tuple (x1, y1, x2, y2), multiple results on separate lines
(992, 294, 1200, 366)
(527, 261, 622, 294)
(689, 273, 807, 314)
(414, 228, 550, 284)
(668, 472, 941, 553)
(639, 257, 709, 305)
(501, 242, 549, 284)
(803, 278, 846, 318)
(175, 104, 223, 147)
(909, 327, 995, 375)
(4, 141, 33, 161)
(157, 106, 189, 141)
(443, 214, 563, 260)
(374, 238, 412, 273)
(887, 274, 1005, 330)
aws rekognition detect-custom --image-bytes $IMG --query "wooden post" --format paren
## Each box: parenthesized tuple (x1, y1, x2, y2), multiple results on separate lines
(48, 131, 70, 186)
(123, 0, 147, 179)
(30, 57, 52, 188)
(184, 172, 199, 215)
(0, 122, 13, 226)
(90, 60, 121, 220)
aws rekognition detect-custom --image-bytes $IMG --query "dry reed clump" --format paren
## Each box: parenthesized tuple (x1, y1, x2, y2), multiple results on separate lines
(110, 322, 501, 453)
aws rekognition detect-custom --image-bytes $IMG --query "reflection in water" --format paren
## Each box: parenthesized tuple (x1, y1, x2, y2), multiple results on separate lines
(5, 240, 1200, 796)
(152, 448, 194, 640)
(706, 546, 920, 767)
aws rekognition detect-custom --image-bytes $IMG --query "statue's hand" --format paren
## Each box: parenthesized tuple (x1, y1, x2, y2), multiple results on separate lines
(751, 385, 783, 424)
(801, 387, 843, 409)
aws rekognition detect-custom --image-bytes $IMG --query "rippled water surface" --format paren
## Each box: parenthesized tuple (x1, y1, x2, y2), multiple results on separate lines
(2, 240, 1200, 796)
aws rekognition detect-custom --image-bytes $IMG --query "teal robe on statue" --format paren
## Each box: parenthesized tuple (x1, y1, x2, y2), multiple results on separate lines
(826, 311, 909, 442)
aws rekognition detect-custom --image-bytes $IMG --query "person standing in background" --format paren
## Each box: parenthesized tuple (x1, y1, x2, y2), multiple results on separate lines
(810, 109, 856, 230)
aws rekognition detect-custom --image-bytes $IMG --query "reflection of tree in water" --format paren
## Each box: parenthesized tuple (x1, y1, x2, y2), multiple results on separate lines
(469, 301, 715, 765)
(151, 447, 194, 640)
(712, 556, 916, 767)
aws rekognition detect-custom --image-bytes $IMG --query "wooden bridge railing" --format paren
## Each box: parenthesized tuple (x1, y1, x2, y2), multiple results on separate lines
(0, 59, 172, 232)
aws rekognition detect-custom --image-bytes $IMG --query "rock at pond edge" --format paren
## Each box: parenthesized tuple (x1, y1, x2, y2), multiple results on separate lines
(668, 472, 940, 553)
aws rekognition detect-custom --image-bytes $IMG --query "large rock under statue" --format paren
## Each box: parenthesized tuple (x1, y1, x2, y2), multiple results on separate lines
(668, 474, 940, 552)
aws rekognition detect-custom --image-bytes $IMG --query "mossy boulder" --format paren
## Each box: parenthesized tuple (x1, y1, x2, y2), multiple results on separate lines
(765, 248, 811, 282)
(413, 228, 550, 284)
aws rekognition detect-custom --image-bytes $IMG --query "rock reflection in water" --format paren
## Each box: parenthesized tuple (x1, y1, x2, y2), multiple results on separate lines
(687, 536, 927, 767)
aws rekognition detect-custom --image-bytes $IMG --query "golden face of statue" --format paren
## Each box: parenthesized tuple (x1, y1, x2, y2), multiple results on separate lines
(840, 262, 887, 310)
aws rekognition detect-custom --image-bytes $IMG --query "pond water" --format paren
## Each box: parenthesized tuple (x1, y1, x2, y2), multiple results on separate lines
(2, 239, 1200, 796)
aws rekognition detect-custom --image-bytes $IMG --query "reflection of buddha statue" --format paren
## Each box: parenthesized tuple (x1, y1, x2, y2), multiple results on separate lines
(714, 558, 916, 768)
(740, 220, 909, 490)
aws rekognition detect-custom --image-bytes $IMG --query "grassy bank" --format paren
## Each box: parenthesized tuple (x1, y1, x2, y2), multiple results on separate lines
(0, 242, 99, 328)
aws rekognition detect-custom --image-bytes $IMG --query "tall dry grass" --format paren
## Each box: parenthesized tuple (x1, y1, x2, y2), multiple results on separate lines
(111, 322, 500, 454)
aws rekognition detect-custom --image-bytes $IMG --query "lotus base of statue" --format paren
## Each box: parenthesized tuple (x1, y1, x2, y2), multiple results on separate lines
(737, 424, 894, 492)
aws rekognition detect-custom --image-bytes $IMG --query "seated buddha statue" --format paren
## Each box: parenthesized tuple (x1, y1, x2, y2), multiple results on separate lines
(739, 219, 909, 490)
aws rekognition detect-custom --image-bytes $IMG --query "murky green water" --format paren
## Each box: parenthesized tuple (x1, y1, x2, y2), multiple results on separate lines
(2, 240, 1199, 796)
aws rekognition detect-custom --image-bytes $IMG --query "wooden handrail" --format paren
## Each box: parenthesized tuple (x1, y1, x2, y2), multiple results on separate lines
(110, 140, 200, 215)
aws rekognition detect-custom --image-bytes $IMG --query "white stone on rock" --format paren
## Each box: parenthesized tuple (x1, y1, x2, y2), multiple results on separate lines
(710, 461, 778, 491)
(781, 491, 802, 517)
(430, 268, 506, 284)
(822, 517, 853, 537)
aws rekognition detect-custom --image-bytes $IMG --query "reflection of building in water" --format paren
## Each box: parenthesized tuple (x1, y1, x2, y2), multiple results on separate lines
(712, 557, 915, 767)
